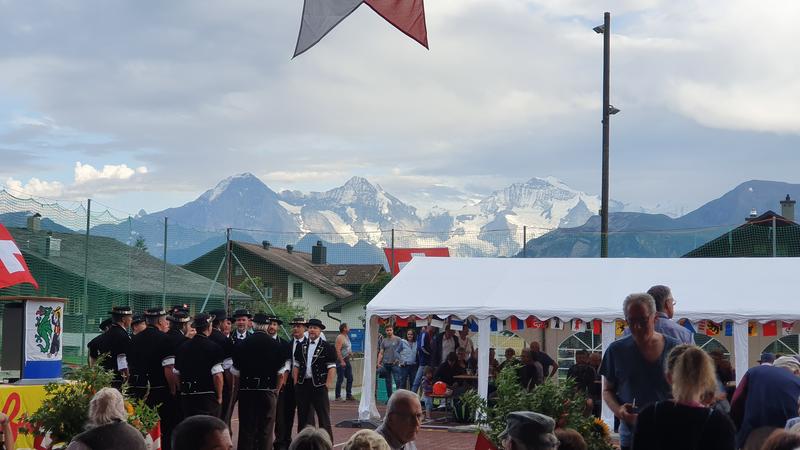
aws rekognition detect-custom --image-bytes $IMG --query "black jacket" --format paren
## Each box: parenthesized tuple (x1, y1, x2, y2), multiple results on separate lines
(293, 337, 337, 387)
(232, 330, 285, 390)
(128, 326, 171, 388)
(175, 334, 225, 393)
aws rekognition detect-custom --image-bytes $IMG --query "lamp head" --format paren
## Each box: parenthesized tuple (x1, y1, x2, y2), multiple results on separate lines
(593, 24, 605, 34)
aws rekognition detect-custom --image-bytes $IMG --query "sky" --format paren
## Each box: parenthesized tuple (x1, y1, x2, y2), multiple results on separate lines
(1, 0, 799, 218)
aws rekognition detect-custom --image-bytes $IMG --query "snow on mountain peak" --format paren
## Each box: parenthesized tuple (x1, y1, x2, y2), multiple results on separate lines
(201, 172, 266, 202)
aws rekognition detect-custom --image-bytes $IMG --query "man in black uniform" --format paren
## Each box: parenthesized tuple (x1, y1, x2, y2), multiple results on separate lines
(175, 313, 225, 418)
(165, 311, 190, 398)
(92, 306, 133, 388)
(273, 317, 307, 450)
(209, 309, 235, 426)
(128, 307, 178, 450)
(265, 316, 292, 450)
(87, 318, 112, 365)
(293, 318, 337, 440)
(232, 313, 286, 450)
(231, 309, 253, 343)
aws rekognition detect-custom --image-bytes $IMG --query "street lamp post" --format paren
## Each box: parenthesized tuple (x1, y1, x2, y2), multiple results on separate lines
(594, 12, 618, 258)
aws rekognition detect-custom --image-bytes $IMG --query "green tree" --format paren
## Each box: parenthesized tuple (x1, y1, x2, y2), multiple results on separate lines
(360, 271, 392, 302)
(134, 236, 148, 252)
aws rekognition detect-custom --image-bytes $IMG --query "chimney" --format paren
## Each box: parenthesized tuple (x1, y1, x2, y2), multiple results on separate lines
(27, 213, 41, 231)
(45, 232, 61, 258)
(312, 240, 327, 265)
(745, 208, 758, 222)
(781, 194, 796, 222)
(286, 244, 293, 254)
(262, 240, 271, 250)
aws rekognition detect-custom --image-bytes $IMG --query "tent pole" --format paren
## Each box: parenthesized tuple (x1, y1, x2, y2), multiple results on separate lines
(733, 322, 748, 385)
(477, 318, 491, 408)
(358, 314, 380, 421)
(600, 320, 615, 426)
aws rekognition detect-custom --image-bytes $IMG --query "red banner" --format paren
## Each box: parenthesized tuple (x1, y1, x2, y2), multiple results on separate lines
(0, 224, 39, 290)
(383, 247, 449, 274)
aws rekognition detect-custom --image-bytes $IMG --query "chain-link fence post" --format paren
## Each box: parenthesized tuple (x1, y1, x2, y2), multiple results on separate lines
(80, 198, 91, 360)
(162, 217, 168, 308)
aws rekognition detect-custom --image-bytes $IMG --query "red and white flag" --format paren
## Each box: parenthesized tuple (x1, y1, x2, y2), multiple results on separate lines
(294, 0, 428, 57)
(0, 224, 39, 290)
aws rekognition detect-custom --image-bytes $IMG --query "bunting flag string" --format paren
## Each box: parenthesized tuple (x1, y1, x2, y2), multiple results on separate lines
(706, 321, 721, 336)
(615, 319, 627, 336)
(449, 319, 464, 331)
(572, 319, 584, 332)
(678, 318, 696, 334)
(724, 321, 734, 336)
(762, 321, 778, 337)
(550, 318, 564, 330)
(782, 321, 795, 336)
(294, 0, 428, 57)
(748, 321, 758, 337)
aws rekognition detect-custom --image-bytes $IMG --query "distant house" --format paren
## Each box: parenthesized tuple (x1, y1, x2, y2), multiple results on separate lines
(0, 223, 247, 359)
(683, 197, 800, 257)
(183, 240, 386, 330)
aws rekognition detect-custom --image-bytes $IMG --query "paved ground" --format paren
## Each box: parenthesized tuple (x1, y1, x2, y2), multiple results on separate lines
(230, 399, 479, 449)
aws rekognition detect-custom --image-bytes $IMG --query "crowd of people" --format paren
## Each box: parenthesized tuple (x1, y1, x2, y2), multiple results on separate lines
(82, 304, 414, 450)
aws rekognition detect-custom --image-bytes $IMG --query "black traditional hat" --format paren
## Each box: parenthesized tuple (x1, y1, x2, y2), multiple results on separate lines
(267, 316, 283, 325)
(289, 316, 307, 326)
(144, 307, 167, 317)
(168, 311, 190, 323)
(306, 318, 326, 330)
(231, 309, 253, 319)
(131, 315, 145, 325)
(170, 304, 190, 315)
(192, 313, 212, 328)
(209, 309, 228, 322)
(109, 305, 133, 316)
(99, 318, 113, 331)
(253, 313, 270, 325)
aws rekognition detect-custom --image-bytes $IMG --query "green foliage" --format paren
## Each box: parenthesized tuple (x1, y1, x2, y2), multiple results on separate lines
(134, 236, 148, 252)
(22, 355, 160, 443)
(461, 363, 613, 450)
(360, 272, 391, 302)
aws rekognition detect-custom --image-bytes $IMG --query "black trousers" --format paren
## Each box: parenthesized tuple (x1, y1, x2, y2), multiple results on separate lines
(181, 392, 221, 418)
(221, 371, 235, 425)
(131, 386, 180, 450)
(238, 390, 278, 450)
(296, 382, 332, 440)
(274, 382, 316, 450)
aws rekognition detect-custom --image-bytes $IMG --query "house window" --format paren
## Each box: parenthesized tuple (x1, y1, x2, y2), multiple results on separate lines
(293, 283, 303, 299)
(264, 282, 273, 299)
(234, 266, 243, 276)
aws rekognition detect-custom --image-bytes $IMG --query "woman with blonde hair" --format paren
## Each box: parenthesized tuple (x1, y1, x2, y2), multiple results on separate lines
(632, 344, 736, 450)
(343, 429, 391, 450)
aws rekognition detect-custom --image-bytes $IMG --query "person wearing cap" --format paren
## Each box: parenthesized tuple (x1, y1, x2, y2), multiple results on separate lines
(209, 309, 235, 427)
(165, 312, 191, 398)
(231, 309, 253, 342)
(231, 313, 286, 450)
(87, 318, 113, 365)
(131, 315, 147, 335)
(759, 352, 776, 365)
(731, 354, 800, 448)
(128, 307, 179, 450)
(499, 411, 558, 450)
(293, 318, 337, 440)
(174, 313, 226, 418)
(376, 389, 423, 450)
(92, 305, 134, 388)
(275, 317, 315, 450)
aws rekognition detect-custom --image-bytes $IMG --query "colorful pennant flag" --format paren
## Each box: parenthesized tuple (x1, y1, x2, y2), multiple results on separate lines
(572, 319, 584, 332)
(294, 0, 429, 57)
(678, 318, 696, 334)
(0, 224, 39, 290)
(782, 321, 795, 336)
(430, 317, 444, 329)
(549, 318, 564, 330)
(394, 316, 410, 327)
(506, 317, 524, 331)
(724, 321, 734, 336)
(468, 320, 479, 333)
(526, 317, 546, 329)
(491, 318, 498, 332)
(615, 319, 627, 336)
(706, 321, 721, 336)
(450, 319, 464, 331)
(593, 320, 602, 335)
(762, 321, 778, 337)
(695, 320, 708, 335)
(748, 321, 758, 337)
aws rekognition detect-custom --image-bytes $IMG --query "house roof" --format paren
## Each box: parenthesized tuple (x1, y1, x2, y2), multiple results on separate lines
(234, 241, 353, 300)
(683, 210, 800, 257)
(7, 227, 249, 299)
(315, 264, 385, 287)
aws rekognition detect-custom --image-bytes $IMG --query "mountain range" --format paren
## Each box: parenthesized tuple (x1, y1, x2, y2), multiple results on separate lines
(3, 174, 798, 263)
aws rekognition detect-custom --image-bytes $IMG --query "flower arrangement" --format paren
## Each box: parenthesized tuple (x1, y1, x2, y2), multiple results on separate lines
(461, 363, 614, 450)
(21, 355, 160, 445)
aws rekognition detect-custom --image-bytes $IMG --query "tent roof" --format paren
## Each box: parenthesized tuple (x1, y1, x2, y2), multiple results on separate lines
(366, 257, 800, 324)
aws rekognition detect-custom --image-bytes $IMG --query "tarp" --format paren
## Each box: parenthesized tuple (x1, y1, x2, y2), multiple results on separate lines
(358, 257, 800, 422)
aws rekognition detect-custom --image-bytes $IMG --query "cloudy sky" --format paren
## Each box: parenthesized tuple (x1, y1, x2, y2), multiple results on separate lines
(1, 0, 799, 217)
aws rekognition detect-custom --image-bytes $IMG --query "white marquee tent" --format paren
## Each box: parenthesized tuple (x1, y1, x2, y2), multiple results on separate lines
(358, 257, 800, 424)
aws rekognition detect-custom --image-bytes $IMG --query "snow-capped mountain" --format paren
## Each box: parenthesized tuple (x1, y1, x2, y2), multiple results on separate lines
(142, 173, 619, 257)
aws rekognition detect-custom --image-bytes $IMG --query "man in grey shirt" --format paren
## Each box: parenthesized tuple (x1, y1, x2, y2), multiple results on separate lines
(624, 285, 693, 345)
(377, 325, 404, 397)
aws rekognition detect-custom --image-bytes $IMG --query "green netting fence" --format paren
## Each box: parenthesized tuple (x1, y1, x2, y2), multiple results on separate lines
(1, 188, 798, 366)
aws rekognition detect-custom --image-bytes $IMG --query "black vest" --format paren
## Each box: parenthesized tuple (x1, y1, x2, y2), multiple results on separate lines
(294, 338, 335, 387)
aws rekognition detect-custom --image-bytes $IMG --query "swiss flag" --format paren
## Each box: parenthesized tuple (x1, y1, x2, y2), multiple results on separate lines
(0, 225, 39, 290)
(474, 432, 498, 450)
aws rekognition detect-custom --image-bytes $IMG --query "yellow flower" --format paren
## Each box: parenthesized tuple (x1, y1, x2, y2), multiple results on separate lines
(125, 402, 135, 415)
(593, 417, 610, 437)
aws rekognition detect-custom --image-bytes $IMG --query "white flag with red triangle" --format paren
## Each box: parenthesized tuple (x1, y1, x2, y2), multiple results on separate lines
(0, 224, 39, 290)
